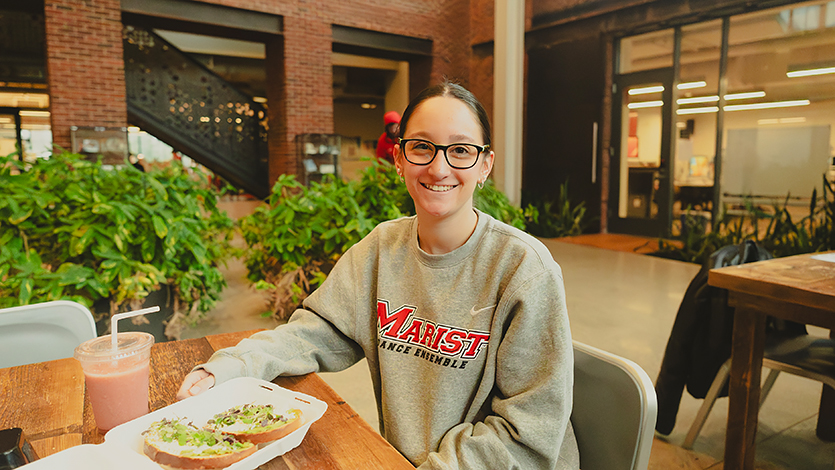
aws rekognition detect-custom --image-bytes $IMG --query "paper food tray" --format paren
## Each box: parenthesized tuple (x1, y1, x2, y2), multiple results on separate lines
(25, 377, 328, 469)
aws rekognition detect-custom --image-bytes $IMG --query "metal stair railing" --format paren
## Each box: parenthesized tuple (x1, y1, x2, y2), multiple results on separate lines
(123, 25, 270, 198)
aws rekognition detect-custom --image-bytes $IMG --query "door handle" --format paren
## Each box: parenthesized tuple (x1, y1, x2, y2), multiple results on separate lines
(591, 122, 598, 184)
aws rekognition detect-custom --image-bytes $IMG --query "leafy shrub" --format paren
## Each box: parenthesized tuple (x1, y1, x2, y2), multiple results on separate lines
(0, 151, 235, 337)
(241, 158, 529, 319)
(523, 182, 589, 238)
(654, 175, 835, 264)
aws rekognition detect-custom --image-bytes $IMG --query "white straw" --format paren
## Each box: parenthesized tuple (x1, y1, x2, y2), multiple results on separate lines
(111, 306, 161, 349)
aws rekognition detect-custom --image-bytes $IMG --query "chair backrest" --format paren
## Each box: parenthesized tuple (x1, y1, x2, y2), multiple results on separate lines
(0, 300, 97, 368)
(572, 341, 657, 470)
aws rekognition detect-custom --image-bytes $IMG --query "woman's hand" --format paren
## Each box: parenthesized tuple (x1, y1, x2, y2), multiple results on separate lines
(176, 369, 216, 400)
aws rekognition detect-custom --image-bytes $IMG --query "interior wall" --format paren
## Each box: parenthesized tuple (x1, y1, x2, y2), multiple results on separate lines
(333, 102, 381, 145)
(724, 125, 831, 199)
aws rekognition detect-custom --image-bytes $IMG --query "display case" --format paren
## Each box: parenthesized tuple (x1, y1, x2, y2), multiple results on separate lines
(295, 134, 341, 186)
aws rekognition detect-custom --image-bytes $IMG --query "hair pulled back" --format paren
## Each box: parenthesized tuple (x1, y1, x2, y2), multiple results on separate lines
(398, 81, 492, 146)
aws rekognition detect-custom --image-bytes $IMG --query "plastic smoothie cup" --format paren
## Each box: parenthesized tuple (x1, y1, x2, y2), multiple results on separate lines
(74, 331, 155, 431)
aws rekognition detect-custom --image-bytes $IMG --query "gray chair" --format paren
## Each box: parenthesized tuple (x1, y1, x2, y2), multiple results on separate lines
(0, 300, 97, 368)
(683, 334, 835, 449)
(572, 341, 657, 470)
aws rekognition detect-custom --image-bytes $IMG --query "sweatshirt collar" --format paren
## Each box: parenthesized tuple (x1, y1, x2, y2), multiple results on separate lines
(410, 209, 488, 268)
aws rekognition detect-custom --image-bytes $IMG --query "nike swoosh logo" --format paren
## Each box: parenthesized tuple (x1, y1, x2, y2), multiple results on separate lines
(469, 304, 496, 316)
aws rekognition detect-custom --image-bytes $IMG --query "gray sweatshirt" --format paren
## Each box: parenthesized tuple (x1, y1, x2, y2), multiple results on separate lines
(201, 210, 580, 469)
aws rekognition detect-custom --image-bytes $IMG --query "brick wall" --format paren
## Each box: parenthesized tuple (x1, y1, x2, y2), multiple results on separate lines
(43, 0, 482, 184)
(44, 0, 126, 150)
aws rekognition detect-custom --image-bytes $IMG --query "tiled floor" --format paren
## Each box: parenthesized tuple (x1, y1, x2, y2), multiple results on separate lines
(182, 203, 835, 469)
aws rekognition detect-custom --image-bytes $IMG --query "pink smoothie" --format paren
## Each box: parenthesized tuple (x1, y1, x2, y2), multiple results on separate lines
(85, 361, 151, 431)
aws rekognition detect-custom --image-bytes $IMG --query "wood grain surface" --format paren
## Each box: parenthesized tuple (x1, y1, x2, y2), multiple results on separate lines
(0, 357, 84, 458)
(708, 252, 835, 470)
(710, 251, 835, 311)
(3, 329, 414, 468)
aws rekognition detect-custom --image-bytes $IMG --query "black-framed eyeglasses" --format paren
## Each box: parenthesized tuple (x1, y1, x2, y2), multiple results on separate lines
(398, 138, 490, 170)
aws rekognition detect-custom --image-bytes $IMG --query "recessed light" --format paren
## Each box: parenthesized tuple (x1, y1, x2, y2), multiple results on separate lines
(627, 100, 664, 109)
(677, 81, 706, 90)
(724, 100, 810, 111)
(676, 106, 719, 115)
(628, 86, 664, 95)
(787, 66, 835, 78)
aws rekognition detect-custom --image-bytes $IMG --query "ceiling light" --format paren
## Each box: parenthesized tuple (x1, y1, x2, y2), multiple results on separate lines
(360, 103, 377, 109)
(676, 99, 810, 115)
(678, 96, 719, 105)
(627, 100, 664, 109)
(778, 117, 806, 123)
(628, 85, 664, 95)
(676, 106, 719, 115)
(758, 118, 779, 125)
(676, 91, 766, 105)
(724, 99, 810, 111)
(19, 110, 50, 117)
(252, 96, 267, 103)
(725, 91, 766, 100)
(677, 81, 706, 90)
(787, 66, 835, 77)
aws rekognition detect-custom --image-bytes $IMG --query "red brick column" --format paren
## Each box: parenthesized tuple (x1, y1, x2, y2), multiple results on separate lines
(44, 0, 126, 151)
(264, 17, 333, 186)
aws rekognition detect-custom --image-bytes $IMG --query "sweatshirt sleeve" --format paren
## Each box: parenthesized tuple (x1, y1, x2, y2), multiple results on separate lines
(417, 267, 578, 470)
(199, 246, 367, 386)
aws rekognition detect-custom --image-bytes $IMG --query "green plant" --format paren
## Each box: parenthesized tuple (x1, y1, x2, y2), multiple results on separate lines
(0, 151, 235, 337)
(654, 175, 835, 264)
(474, 179, 526, 230)
(523, 182, 589, 238)
(241, 158, 526, 319)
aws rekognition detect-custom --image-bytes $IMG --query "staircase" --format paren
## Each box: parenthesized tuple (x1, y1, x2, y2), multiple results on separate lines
(122, 26, 270, 198)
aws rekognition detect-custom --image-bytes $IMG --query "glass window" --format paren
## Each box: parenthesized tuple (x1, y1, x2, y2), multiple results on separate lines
(723, 1, 835, 214)
(20, 113, 52, 162)
(619, 29, 674, 73)
(674, 20, 722, 219)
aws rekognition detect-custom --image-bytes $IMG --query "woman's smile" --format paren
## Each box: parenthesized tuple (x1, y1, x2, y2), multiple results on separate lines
(421, 182, 458, 192)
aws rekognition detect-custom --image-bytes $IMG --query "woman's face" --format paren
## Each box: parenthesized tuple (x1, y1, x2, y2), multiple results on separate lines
(395, 96, 493, 222)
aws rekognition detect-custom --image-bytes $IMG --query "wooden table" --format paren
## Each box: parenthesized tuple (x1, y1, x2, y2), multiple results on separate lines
(709, 252, 835, 470)
(0, 329, 415, 469)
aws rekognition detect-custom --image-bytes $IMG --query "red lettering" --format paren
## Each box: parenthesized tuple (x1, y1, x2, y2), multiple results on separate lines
(463, 331, 490, 359)
(440, 329, 466, 355)
(398, 319, 424, 344)
(420, 322, 436, 347)
(430, 326, 450, 350)
(377, 301, 415, 339)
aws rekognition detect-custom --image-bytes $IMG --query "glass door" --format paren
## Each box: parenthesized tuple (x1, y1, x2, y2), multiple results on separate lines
(609, 68, 674, 237)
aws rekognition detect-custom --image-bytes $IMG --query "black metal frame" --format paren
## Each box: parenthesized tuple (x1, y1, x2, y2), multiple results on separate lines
(123, 25, 270, 198)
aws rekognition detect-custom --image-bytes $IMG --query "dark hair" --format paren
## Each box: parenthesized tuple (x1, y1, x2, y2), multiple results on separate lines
(398, 81, 492, 146)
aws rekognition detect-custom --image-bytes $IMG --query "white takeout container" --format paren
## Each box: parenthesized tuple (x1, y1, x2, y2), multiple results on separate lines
(24, 377, 328, 469)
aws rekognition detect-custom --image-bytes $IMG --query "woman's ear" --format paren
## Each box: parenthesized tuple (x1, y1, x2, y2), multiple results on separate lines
(481, 150, 495, 182)
(394, 143, 403, 167)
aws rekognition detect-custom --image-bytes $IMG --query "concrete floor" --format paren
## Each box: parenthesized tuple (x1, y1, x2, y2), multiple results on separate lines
(181, 202, 835, 469)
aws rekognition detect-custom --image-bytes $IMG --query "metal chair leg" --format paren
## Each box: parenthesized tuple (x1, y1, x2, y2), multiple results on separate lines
(683, 359, 731, 449)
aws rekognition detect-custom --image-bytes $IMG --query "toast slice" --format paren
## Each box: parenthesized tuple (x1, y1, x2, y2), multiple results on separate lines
(206, 404, 303, 445)
(142, 417, 257, 469)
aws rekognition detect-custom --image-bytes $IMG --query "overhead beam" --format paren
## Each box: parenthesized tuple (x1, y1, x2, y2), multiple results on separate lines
(120, 0, 282, 35)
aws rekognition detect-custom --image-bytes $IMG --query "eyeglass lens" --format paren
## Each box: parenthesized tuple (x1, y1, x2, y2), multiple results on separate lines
(403, 140, 480, 169)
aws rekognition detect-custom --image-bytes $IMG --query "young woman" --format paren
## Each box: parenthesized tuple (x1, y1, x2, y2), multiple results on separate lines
(178, 82, 579, 469)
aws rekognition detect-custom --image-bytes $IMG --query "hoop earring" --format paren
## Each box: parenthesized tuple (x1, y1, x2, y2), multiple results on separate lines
(477, 180, 484, 190)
